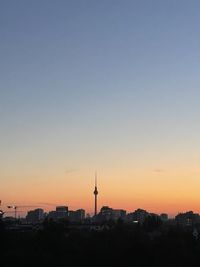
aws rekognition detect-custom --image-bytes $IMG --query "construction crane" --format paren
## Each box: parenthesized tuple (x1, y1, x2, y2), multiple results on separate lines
(0, 210, 4, 218)
(7, 205, 40, 219)
(0, 200, 4, 218)
(37, 202, 77, 209)
(0, 201, 21, 219)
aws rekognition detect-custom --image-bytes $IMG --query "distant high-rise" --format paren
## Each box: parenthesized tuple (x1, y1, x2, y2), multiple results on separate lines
(68, 209, 85, 222)
(26, 208, 44, 223)
(93, 173, 98, 216)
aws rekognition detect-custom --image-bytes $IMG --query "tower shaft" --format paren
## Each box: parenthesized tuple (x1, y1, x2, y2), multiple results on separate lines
(93, 173, 98, 216)
(95, 193, 97, 216)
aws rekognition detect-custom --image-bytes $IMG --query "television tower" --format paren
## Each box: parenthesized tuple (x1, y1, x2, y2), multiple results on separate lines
(93, 172, 98, 216)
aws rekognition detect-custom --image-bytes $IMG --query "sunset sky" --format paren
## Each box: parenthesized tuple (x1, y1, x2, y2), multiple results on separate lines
(1, 0, 200, 217)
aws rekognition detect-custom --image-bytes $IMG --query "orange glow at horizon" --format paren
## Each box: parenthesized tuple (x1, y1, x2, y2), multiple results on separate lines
(2, 164, 200, 218)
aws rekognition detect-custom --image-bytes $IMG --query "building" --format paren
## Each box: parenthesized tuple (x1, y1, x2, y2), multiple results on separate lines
(127, 209, 149, 224)
(26, 209, 44, 223)
(99, 206, 113, 221)
(56, 206, 68, 218)
(112, 209, 126, 221)
(56, 206, 68, 212)
(95, 206, 112, 222)
(68, 209, 85, 222)
(48, 206, 68, 221)
(160, 213, 168, 222)
(96, 206, 127, 222)
(175, 211, 200, 226)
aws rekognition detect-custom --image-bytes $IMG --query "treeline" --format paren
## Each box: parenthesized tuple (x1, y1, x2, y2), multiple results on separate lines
(0, 218, 200, 267)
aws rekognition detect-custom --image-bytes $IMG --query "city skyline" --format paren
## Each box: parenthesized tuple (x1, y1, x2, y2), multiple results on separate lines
(1, 174, 200, 218)
(1, 1, 200, 217)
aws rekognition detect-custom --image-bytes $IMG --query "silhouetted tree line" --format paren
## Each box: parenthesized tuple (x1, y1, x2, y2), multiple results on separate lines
(0, 217, 200, 267)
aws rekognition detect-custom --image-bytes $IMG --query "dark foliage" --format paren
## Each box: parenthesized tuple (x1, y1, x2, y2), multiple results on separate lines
(0, 219, 200, 267)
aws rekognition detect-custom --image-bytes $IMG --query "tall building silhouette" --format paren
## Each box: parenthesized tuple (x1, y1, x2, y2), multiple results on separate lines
(93, 173, 98, 216)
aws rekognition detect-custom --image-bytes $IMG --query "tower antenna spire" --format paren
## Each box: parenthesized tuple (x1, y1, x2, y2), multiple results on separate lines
(95, 171, 97, 187)
(94, 171, 98, 216)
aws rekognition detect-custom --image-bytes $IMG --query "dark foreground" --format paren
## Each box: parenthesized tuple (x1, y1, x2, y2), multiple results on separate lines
(1, 219, 200, 267)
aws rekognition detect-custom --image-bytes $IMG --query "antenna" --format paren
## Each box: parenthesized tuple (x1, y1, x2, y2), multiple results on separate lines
(95, 171, 97, 187)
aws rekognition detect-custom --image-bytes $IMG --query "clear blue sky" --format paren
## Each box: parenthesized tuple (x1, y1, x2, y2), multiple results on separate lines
(1, 0, 200, 213)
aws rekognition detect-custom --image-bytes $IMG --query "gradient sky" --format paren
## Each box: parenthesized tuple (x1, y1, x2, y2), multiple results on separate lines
(1, 0, 200, 216)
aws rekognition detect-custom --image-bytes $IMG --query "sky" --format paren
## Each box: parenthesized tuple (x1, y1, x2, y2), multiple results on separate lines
(1, 0, 200, 217)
